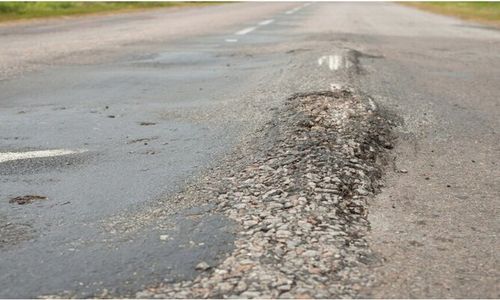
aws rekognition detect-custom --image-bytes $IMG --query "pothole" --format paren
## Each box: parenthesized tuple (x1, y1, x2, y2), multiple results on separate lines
(137, 88, 395, 298)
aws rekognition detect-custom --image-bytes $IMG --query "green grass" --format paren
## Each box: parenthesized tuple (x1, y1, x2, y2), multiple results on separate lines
(406, 2, 500, 25)
(0, 2, 211, 22)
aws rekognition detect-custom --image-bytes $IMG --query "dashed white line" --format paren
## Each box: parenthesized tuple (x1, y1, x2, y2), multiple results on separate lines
(285, 7, 302, 15)
(0, 149, 87, 164)
(231, 16, 276, 39)
(258, 19, 275, 26)
(235, 26, 257, 36)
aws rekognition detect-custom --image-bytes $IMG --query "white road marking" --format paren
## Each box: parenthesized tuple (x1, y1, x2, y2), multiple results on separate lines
(303, 3, 311, 7)
(235, 26, 257, 35)
(368, 97, 378, 111)
(258, 19, 274, 26)
(332, 55, 341, 70)
(225, 38, 238, 43)
(0, 149, 87, 164)
(285, 7, 302, 15)
(318, 55, 344, 71)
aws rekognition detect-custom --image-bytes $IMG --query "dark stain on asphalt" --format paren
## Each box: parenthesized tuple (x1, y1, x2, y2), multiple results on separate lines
(127, 136, 159, 144)
(9, 195, 47, 205)
(139, 122, 157, 126)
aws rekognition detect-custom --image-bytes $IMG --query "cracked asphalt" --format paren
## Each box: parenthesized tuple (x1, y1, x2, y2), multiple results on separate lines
(0, 2, 498, 298)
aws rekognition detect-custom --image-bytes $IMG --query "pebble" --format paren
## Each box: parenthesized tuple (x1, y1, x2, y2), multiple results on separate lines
(195, 262, 211, 271)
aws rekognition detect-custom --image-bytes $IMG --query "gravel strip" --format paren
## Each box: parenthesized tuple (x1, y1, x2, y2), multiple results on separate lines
(137, 88, 393, 298)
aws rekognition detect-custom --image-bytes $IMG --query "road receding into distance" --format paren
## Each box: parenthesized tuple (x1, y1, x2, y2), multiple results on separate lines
(0, 2, 498, 298)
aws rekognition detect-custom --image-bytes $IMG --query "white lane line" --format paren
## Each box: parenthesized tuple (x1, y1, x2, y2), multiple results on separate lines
(225, 38, 238, 43)
(258, 19, 274, 26)
(0, 149, 87, 163)
(285, 7, 302, 15)
(235, 26, 257, 36)
(303, 3, 311, 7)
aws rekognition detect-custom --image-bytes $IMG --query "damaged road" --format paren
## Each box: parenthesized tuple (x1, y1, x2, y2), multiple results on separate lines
(138, 89, 394, 298)
(1, 2, 499, 298)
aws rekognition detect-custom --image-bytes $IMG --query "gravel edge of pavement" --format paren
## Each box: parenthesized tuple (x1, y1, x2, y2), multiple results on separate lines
(136, 88, 396, 298)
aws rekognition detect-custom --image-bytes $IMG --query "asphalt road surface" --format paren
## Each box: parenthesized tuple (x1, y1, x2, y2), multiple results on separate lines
(0, 2, 499, 298)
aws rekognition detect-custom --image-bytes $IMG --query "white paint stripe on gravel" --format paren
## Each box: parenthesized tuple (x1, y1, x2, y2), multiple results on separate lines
(225, 38, 238, 43)
(235, 26, 257, 35)
(258, 19, 274, 26)
(0, 149, 87, 163)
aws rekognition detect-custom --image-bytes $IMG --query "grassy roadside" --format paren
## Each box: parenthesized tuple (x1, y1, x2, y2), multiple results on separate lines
(405, 2, 500, 27)
(0, 2, 215, 23)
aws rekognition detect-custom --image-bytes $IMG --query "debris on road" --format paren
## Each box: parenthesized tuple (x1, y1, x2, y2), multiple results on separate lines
(9, 195, 47, 205)
(127, 136, 159, 144)
(139, 122, 157, 126)
(138, 89, 393, 298)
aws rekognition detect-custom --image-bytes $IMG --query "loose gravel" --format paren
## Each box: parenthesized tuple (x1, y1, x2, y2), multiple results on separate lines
(137, 88, 394, 298)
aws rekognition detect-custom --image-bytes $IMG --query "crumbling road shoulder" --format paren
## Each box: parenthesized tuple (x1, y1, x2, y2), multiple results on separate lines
(138, 89, 394, 298)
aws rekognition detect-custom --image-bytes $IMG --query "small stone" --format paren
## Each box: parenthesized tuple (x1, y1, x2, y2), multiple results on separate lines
(243, 220, 259, 228)
(276, 230, 291, 238)
(195, 261, 210, 271)
(303, 250, 318, 257)
(159, 235, 169, 241)
(278, 284, 292, 291)
(234, 281, 248, 292)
